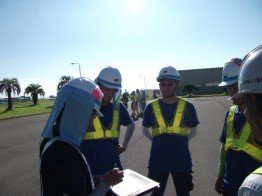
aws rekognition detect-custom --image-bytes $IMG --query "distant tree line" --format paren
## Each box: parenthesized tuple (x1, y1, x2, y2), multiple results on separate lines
(0, 75, 73, 111)
(1, 75, 201, 112)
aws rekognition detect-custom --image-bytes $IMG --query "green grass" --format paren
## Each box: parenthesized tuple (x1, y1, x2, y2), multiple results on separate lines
(0, 99, 54, 120)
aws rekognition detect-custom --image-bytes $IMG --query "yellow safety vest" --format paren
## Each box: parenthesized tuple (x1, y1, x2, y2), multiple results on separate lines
(131, 95, 137, 102)
(151, 97, 189, 137)
(84, 108, 120, 140)
(252, 166, 262, 175)
(225, 106, 262, 162)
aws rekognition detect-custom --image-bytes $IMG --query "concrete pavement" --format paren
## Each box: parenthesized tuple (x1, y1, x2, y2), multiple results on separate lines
(0, 96, 232, 195)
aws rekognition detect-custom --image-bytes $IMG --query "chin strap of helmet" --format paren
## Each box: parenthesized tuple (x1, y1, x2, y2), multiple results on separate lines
(113, 89, 122, 109)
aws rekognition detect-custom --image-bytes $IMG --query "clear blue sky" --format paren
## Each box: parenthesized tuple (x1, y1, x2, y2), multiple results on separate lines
(1, 0, 261, 97)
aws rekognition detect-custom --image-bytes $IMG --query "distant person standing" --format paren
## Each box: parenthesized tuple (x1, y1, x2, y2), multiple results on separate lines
(81, 67, 135, 177)
(131, 90, 139, 120)
(215, 58, 262, 196)
(136, 89, 143, 117)
(136, 89, 141, 114)
(142, 66, 199, 196)
(139, 90, 147, 117)
(120, 92, 129, 109)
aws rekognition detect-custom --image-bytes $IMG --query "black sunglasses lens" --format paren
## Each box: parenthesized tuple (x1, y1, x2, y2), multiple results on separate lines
(160, 83, 173, 87)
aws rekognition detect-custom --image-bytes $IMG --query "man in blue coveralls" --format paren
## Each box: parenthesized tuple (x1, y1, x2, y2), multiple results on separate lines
(215, 58, 262, 196)
(81, 67, 135, 177)
(142, 66, 199, 196)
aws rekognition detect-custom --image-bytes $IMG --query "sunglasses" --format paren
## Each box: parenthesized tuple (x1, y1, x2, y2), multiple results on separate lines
(159, 83, 174, 87)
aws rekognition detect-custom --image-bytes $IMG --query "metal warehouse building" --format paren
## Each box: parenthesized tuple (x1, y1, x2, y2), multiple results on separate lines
(145, 67, 225, 98)
(177, 67, 224, 95)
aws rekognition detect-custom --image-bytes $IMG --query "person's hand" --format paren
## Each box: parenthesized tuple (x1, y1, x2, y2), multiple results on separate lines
(103, 168, 124, 186)
(116, 144, 126, 155)
(215, 176, 223, 194)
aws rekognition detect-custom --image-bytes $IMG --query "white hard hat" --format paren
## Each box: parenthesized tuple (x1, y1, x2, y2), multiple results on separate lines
(156, 66, 180, 82)
(96, 66, 122, 90)
(218, 58, 242, 86)
(67, 77, 104, 117)
(235, 45, 262, 96)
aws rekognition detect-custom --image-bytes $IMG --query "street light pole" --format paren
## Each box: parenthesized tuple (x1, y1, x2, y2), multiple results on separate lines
(143, 76, 146, 91)
(140, 76, 147, 95)
(71, 63, 82, 77)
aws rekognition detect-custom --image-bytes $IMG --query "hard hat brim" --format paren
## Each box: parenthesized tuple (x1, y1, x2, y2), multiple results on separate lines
(95, 109, 103, 117)
(93, 103, 104, 117)
(156, 76, 180, 82)
(218, 80, 237, 87)
(102, 83, 122, 90)
(230, 89, 262, 100)
(97, 78, 122, 90)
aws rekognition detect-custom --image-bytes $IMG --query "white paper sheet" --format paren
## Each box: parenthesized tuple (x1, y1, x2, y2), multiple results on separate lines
(111, 169, 159, 196)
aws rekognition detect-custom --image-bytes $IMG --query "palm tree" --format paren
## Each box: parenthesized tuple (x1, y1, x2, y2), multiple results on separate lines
(24, 84, 45, 105)
(0, 78, 21, 110)
(57, 75, 73, 91)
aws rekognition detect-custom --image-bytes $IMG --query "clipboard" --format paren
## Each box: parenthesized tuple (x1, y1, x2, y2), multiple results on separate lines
(111, 169, 160, 196)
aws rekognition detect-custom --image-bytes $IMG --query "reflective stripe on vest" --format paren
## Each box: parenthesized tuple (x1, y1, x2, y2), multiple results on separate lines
(252, 167, 262, 175)
(225, 106, 262, 162)
(84, 109, 120, 140)
(151, 98, 189, 137)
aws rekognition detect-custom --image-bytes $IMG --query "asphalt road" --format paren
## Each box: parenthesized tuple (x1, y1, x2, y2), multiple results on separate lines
(0, 96, 232, 196)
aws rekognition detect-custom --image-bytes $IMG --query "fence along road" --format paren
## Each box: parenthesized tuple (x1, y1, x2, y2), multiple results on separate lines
(0, 96, 232, 196)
